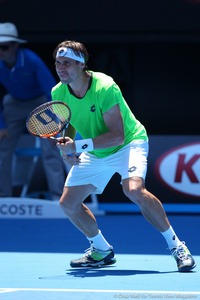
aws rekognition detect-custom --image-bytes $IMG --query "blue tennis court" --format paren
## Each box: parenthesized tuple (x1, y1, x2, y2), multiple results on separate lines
(0, 207, 200, 299)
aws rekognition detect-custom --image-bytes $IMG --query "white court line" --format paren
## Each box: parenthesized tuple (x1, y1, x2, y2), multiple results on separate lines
(0, 289, 17, 294)
(0, 288, 199, 295)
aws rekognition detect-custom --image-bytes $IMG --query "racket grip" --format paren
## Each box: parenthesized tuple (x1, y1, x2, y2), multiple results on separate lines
(62, 130, 66, 143)
(42, 136, 60, 142)
(49, 136, 59, 141)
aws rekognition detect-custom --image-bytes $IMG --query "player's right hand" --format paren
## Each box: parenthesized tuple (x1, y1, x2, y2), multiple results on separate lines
(61, 152, 81, 166)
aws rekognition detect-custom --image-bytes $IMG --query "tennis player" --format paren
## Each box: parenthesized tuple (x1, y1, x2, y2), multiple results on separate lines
(52, 40, 196, 272)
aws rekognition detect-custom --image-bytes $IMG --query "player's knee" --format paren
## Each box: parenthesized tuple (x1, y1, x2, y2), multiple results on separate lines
(123, 186, 145, 206)
(59, 196, 79, 215)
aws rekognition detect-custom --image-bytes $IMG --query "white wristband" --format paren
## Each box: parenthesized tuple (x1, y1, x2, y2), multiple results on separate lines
(75, 139, 94, 153)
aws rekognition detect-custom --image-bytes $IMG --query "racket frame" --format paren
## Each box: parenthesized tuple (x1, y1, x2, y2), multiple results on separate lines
(26, 101, 71, 142)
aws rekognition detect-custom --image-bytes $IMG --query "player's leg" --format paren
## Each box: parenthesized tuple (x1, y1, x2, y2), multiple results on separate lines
(122, 176, 170, 232)
(118, 140, 196, 271)
(61, 151, 114, 238)
(60, 184, 116, 267)
(122, 176, 196, 271)
(59, 151, 117, 267)
(60, 184, 99, 237)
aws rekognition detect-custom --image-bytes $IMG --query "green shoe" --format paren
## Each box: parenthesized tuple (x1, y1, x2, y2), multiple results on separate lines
(70, 246, 117, 267)
(171, 242, 196, 272)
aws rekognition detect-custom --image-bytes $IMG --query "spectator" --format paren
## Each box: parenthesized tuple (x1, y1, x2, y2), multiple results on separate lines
(0, 22, 66, 200)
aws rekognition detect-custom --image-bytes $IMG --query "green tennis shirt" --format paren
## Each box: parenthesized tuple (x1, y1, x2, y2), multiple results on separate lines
(51, 71, 148, 158)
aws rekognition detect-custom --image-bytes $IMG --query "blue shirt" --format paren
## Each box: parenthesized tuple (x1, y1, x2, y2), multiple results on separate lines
(0, 48, 56, 128)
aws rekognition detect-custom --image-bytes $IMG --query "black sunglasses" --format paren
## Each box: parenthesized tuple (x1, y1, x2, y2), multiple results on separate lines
(0, 44, 12, 51)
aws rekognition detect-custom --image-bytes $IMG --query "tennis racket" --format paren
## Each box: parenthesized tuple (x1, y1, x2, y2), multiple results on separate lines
(26, 101, 71, 142)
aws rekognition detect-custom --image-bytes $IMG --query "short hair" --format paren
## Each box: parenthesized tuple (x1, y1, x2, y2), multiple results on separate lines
(53, 40, 89, 69)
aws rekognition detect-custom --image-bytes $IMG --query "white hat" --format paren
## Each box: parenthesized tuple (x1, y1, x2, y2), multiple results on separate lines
(0, 22, 27, 43)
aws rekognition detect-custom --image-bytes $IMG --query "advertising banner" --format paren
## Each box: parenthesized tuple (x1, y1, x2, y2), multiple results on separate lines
(148, 135, 200, 203)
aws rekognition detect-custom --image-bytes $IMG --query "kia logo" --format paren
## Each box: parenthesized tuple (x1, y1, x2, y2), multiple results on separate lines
(155, 142, 200, 197)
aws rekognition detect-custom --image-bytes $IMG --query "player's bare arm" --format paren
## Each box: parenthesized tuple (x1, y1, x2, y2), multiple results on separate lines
(93, 103, 125, 149)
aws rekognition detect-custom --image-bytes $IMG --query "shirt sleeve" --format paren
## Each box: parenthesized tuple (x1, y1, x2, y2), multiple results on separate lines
(101, 83, 122, 114)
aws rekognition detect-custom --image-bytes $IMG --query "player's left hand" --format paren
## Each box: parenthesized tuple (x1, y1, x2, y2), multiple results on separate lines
(56, 137, 76, 154)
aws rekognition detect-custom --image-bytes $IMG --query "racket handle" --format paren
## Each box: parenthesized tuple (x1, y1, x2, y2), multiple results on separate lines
(49, 136, 59, 141)
(42, 136, 60, 142)
(62, 130, 66, 143)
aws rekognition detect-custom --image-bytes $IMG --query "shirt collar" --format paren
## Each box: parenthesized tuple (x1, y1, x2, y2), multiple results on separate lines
(14, 49, 25, 69)
(0, 48, 24, 69)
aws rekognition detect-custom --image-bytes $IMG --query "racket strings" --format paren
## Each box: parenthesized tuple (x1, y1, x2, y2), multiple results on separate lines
(27, 103, 70, 137)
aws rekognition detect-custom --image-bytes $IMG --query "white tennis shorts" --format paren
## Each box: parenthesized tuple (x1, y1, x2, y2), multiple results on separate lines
(65, 140, 149, 194)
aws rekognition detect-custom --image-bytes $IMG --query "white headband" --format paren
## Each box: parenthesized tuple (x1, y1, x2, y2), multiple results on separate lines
(56, 47, 85, 63)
